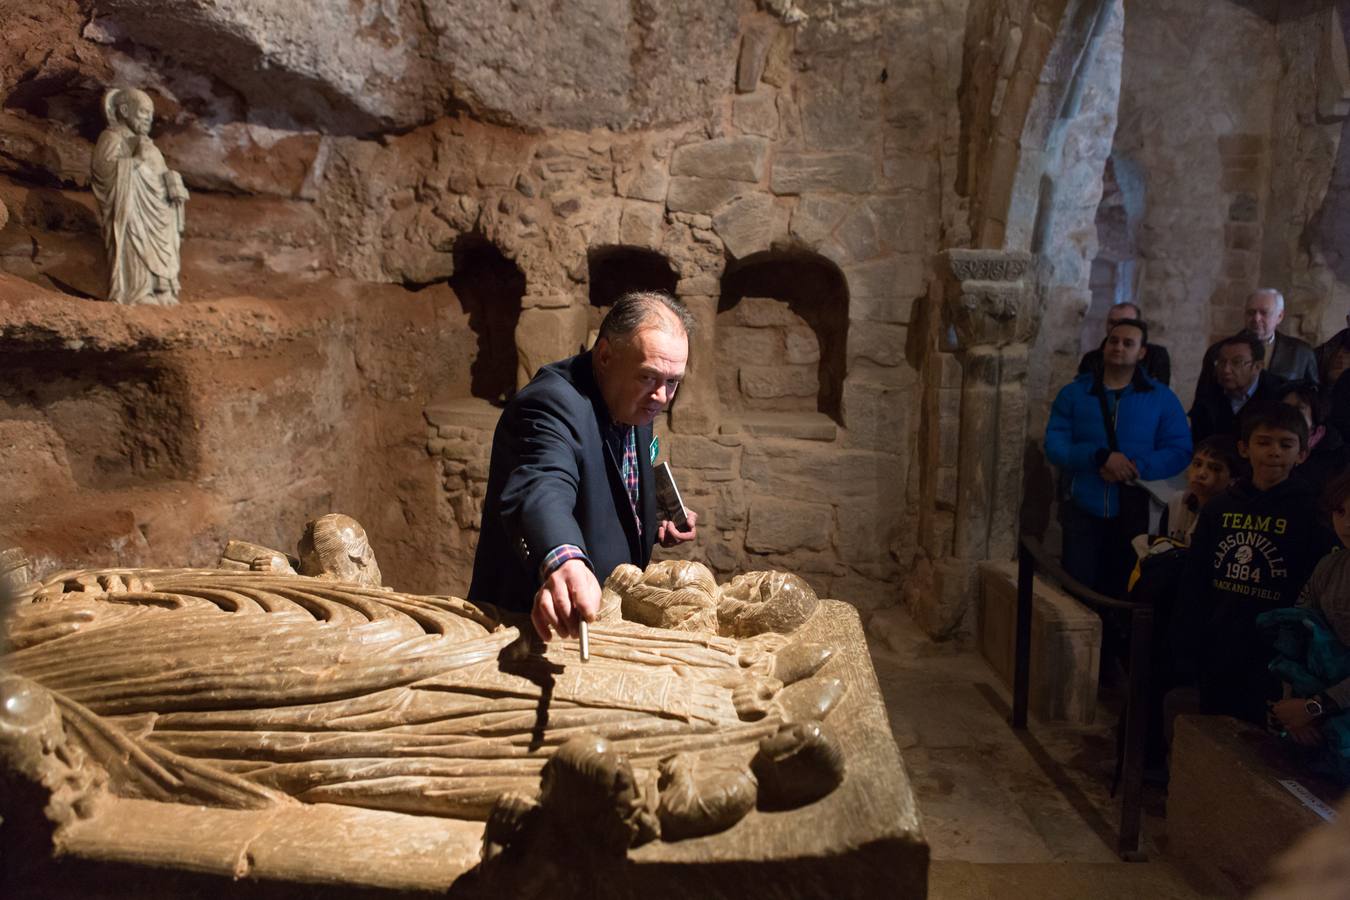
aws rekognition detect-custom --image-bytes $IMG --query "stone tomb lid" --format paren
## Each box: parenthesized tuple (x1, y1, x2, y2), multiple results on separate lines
(6, 596, 925, 898)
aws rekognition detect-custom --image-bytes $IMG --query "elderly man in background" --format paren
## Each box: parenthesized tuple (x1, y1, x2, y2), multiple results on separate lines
(1078, 301, 1172, 385)
(1194, 289, 1317, 403)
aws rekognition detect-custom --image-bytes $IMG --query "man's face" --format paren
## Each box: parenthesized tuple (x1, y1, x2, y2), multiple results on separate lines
(1244, 292, 1283, 341)
(1215, 343, 1258, 393)
(1102, 324, 1146, 369)
(594, 321, 688, 427)
(1239, 426, 1306, 486)
(1105, 304, 1139, 334)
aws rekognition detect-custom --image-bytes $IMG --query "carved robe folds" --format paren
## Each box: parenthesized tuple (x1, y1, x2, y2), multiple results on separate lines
(90, 127, 186, 305)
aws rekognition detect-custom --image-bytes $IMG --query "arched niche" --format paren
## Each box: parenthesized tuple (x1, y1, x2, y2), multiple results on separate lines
(717, 250, 848, 424)
(586, 246, 679, 344)
(1081, 155, 1145, 354)
(448, 233, 524, 406)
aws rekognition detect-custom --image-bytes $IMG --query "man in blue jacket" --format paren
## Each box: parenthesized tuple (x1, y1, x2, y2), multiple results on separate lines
(1046, 318, 1192, 597)
(470, 291, 698, 640)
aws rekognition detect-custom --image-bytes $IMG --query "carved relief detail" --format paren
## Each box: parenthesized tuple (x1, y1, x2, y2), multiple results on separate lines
(939, 249, 1040, 350)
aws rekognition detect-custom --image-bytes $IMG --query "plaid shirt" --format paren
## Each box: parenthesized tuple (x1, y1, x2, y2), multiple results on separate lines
(618, 424, 642, 539)
(541, 424, 642, 580)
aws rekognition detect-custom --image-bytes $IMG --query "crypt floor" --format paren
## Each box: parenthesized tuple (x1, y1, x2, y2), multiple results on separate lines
(868, 607, 1222, 899)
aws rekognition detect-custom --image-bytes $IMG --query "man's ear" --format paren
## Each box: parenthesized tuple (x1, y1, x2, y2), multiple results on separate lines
(1238, 440, 1251, 460)
(594, 336, 612, 369)
(1138, 344, 1148, 360)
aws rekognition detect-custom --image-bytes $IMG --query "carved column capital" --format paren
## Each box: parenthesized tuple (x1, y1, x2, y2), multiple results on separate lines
(938, 250, 1040, 351)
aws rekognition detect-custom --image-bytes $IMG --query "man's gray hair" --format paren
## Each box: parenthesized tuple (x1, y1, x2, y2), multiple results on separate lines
(1249, 287, 1285, 313)
(597, 291, 695, 344)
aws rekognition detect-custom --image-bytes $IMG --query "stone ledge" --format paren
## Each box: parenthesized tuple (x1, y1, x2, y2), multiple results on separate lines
(977, 561, 1101, 724)
(720, 412, 838, 442)
(1168, 714, 1345, 896)
(424, 397, 505, 432)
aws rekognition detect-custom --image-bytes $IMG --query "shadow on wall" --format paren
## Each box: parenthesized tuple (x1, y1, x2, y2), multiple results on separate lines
(1082, 154, 1147, 353)
(1314, 112, 1350, 284)
(586, 246, 679, 348)
(448, 233, 524, 407)
(0, 349, 198, 494)
(717, 251, 848, 424)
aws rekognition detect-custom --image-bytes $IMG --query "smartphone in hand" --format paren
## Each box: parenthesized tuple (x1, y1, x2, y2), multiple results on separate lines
(653, 462, 691, 531)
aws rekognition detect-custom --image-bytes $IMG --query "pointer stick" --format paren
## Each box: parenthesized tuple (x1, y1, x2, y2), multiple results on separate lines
(579, 618, 590, 662)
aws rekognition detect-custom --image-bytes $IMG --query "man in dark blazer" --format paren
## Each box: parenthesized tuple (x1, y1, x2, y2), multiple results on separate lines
(470, 291, 698, 640)
(1193, 289, 1317, 403)
(1189, 332, 1287, 444)
(1078, 301, 1172, 385)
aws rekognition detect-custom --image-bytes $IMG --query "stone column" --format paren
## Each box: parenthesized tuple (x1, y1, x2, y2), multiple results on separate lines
(926, 249, 1039, 636)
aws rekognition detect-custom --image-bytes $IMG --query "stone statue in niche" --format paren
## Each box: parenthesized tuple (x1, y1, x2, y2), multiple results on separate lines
(0, 516, 848, 873)
(90, 87, 188, 306)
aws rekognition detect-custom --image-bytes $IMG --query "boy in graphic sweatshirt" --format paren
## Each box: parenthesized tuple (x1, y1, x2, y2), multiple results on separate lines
(1179, 404, 1339, 724)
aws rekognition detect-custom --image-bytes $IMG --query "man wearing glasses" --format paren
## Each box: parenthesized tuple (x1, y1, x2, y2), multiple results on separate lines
(1189, 333, 1287, 443)
(1193, 289, 1317, 403)
(470, 291, 699, 643)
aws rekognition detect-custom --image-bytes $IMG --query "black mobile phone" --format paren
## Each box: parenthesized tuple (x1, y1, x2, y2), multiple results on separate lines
(653, 462, 691, 531)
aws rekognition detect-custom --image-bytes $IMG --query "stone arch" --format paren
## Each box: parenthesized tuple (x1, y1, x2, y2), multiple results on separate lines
(958, 0, 1122, 250)
(716, 250, 849, 424)
(585, 245, 679, 344)
(448, 233, 525, 406)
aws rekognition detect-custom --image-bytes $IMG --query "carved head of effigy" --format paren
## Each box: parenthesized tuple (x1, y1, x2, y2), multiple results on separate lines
(716, 570, 820, 637)
(104, 88, 154, 136)
(608, 559, 719, 633)
(297, 514, 382, 588)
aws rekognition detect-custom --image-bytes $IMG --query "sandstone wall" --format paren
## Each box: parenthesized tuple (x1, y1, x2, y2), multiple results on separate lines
(1110, 0, 1281, 405)
(0, 0, 968, 617)
(1265, 2, 1350, 344)
(3, 0, 1342, 636)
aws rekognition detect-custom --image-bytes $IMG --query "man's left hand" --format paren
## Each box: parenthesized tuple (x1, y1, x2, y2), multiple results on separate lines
(657, 509, 698, 548)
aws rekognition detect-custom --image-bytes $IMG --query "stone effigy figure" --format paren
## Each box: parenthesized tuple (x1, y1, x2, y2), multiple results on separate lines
(0, 516, 847, 863)
(90, 87, 188, 306)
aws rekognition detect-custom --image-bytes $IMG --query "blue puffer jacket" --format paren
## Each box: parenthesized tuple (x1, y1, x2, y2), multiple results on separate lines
(1045, 371, 1192, 518)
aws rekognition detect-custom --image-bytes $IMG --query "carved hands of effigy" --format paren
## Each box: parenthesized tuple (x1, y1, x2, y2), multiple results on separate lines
(0, 516, 847, 867)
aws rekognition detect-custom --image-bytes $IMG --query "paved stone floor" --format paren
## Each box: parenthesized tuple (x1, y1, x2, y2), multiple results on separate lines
(867, 606, 1224, 898)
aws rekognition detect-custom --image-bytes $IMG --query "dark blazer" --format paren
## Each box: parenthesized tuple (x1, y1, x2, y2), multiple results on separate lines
(469, 351, 657, 614)
(1315, 327, 1350, 386)
(1078, 341, 1172, 386)
(1188, 369, 1286, 444)
(1194, 331, 1318, 404)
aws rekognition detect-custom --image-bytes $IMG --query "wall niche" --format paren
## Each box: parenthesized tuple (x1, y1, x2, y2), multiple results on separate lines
(716, 251, 848, 426)
(446, 233, 525, 407)
(586, 246, 679, 346)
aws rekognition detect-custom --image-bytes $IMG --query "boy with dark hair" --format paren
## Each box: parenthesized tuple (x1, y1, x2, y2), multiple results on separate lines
(1179, 404, 1339, 723)
(1157, 435, 1248, 545)
(1278, 380, 1350, 495)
